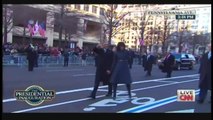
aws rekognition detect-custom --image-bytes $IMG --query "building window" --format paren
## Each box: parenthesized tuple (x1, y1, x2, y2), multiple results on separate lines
(129, 5, 133, 8)
(135, 4, 140, 7)
(100, 8, 105, 16)
(92, 6, 97, 14)
(84, 5, 89, 11)
(74, 4, 81, 10)
(122, 5, 127, 8)
(132, 37, 134, 39)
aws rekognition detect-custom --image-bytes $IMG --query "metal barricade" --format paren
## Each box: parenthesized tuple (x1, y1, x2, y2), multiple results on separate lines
(3, 54, 96, 67)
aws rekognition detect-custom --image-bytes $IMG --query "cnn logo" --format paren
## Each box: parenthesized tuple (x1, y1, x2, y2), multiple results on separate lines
(177, 90, 195, 102)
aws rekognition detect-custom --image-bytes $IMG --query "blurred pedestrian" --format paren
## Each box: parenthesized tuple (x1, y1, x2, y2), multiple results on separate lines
(143, 51, 155, 76)
(81, 51, 87, 66)
(162, 51, 175, 78)
(197, 43, 211, 104)
(63, 47, 69, 67)
(88, 43, 114, 99)
(26, 44, 35, 71)
(128, 49, 135, 69)
(110, 42, 132, 100)
(142, 52, 147, 69)
(34, 46, 39, 67)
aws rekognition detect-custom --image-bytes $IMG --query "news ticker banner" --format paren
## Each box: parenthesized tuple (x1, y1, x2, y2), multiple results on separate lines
(146, 10, 196, 20)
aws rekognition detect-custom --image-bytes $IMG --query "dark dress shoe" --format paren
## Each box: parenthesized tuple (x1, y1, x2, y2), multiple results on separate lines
(197, 99, 204, 104)
(113, 97, 116, 100)
(105, 93, 112, 97)
(88, 95, 96, 99)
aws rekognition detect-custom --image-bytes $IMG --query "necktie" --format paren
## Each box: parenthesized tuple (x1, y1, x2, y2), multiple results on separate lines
(147, 55, 150, 60)
(208, 52, 211, 59)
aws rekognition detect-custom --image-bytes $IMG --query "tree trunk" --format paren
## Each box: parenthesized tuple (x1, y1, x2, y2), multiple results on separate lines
(59, 5, 64, 48)
(178, 32, 183, 53)
(108, 5, 114, 45)
(3, 7, 7, 44)
(23, 25, 26, 44)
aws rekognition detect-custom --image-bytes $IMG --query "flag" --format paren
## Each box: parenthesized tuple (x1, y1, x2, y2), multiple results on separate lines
(139, 39, 144, 46)
(33, 21, 39, 34)
(38, 22, 46, 37)
(28, 24, 34, 36)
(84, 20, 87, 32)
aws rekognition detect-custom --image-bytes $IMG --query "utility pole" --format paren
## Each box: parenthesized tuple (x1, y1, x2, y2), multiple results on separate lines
(59, 4, 65, 48)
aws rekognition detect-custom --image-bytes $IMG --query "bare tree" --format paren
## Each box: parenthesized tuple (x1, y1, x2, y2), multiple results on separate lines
(3, 4, 13, 44)
(102, 4, 130, 45)
(158, 16, 176, 54)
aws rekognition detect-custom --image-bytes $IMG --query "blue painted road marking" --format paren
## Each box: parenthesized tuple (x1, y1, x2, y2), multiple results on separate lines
(118, 90, 200, 113)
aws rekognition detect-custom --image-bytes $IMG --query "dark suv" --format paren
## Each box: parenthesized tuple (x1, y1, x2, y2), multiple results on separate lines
(158, 53, 196, 70)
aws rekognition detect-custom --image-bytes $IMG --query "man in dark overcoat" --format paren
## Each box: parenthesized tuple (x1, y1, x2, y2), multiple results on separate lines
(162, 51, 175, 77)
(143, 51, 155, 76)
(63, 47, 70, 67)
(88, 43, 114, 99)
(197, 43, 211, 104)
(26, 44, 35, 71)
(128, 49, 135, 69)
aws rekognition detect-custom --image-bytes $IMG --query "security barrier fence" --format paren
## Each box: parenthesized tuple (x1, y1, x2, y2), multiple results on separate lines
(3, 54, 140, 67)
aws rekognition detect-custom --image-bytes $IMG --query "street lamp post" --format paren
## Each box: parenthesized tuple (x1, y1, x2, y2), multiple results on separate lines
(191, 33, 195, 55)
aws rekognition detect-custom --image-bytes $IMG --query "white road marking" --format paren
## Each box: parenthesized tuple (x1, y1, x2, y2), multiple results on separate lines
(12, 94, 106, 113)
(132, 79, 198, 92)
(152, 81, 179, 83)
(46, 69, 83, 72)
(166, 109, 195, 113)
(3, 74, 199, 103)
(11, 79, 198, 113)
(72, 74, 95, 77)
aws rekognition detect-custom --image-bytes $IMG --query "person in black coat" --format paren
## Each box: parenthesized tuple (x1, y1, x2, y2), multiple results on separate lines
(162, 51, 175, 78)
(63, 47, 69, 67)
(142, 52, 147, 68)
(128, 49, 135, 69)
(34, 46, 39, 67)
(88, 43, 114, 99)
(143, 51, 155, 76)
(110, 42, 132, 100)
(197, 44, 211, 104)
(26, 44, 35, 71)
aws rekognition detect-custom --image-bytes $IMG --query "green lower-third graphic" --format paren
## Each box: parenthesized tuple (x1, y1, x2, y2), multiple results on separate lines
(14, 85, 55, 106)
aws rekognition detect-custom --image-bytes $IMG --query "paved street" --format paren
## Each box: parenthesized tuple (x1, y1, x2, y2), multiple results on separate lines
(3, 64, 211, 113)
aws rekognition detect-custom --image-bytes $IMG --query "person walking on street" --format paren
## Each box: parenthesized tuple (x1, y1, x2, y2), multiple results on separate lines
(128, 49, 135, 69)
(143, 51, 155, 76)
(162, 51, 175, 78)
(197, 43, 211, 104)
(110, 42, 132, 100)
(26, 44, 35, 71)
(88, 43, 114, 99)
(81, 51, 87, 66)
(63, 47, 69, 67)
(34, 46, 39, 67)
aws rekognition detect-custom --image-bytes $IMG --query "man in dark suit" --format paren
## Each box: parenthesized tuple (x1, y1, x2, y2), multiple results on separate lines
(142, 52, 147, 69)
(26, 44, 35, 71)
(88, 43, 114, 99)
(34, 46, 39, 67)
(163, 51, 175, 77)
(128, 49, 135, 69)
(197, 43, 211, 104)
(63, 47, 69, 67)
(143, 51, 155, 76)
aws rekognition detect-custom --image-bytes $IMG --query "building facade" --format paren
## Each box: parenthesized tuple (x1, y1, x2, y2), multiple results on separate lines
(3, 4, 111, 49)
